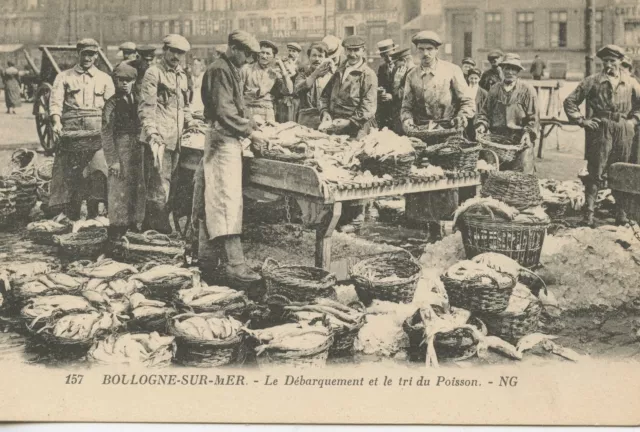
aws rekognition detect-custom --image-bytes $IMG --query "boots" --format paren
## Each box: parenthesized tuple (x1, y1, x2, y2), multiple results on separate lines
(223, 235, 261, 284)
(580, 182, 598, 228)
(612, 192, 630, 226)
(87, 200, 100, 219)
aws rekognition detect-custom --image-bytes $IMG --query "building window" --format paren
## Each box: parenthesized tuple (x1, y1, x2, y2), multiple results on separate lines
(550, 11, 568, 48)
(183, 19, 192, 36)
(344, 26, 355, 36)
(131, 22, 140, 39)
(199, 19, 207, 35)
(315, 16, 323, 30)
(239, 19, 246, 30)
(516, 11, 534, 48)
(290, 17, 297, 30)
(624, 21, 640, 47)
(260, 18, 270, 33)
(194, 0, 204, 11)
(595, 10, 603, 48)
(173, 20, 181, 34)
(142, 21, 151, 41)
(347, 0, 355, 9)
(163, 21, 171, 36)
(485, 13, 501, 49)
(153, 21, 161, 38)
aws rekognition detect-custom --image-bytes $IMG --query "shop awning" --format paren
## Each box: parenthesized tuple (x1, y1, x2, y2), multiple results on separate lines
(402, 15, 442, 31)
(0, 44, 24, 53)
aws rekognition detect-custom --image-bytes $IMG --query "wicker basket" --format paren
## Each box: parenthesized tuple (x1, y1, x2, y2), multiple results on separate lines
(27, 223, 72, 245)
(127, 308, 176, 333)
(441, 270, 515, 314)
(174, 293, 250, 321)
(111, 236, 185, 265)
(350, 250, 422, 304)
(403, 308, 486, 362)
(9, 149, 37, 175)
(423, 136, 481, 172)
(478, 133, 527, 164)
(53, 228, 109, 260)
(35, 160, 53, 182)
(119, 230, 185, 247)
(262, 258, 338, 303)
(254, 331, 334, 369)
(459, 213, 548, 269)
(481, 171, 543, 210)
(329, 301, 366, 358)
(359, 152, 416, 177)
(479, 288, 541, 344)
(169, 312, 245, 367)
(407, 124, 464, 145)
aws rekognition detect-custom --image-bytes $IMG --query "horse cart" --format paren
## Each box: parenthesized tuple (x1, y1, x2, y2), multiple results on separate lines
(32, 46, 112, 155)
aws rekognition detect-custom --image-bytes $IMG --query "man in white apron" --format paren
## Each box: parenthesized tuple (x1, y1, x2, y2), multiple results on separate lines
(49, 38, 114, 220)
(193, 30, 266, 286)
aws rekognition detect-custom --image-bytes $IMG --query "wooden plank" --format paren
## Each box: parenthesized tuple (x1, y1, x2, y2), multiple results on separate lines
(248, 158, 326, 200)
(315, 202, 342, 270)
(609, 163, 640, 196)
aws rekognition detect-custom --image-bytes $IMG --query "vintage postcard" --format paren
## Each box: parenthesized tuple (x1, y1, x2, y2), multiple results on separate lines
(0, 0, 639, 425)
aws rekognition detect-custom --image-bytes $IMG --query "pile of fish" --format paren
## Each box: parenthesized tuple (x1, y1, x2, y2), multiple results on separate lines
(171, 314, 243, 341)
(87, 332, 175, 367)
(246, 322, 332, 356)
(129, 293, 175, 320)
(282, 298, 365, 333)
(453, 196, 550, 226)
(42, 311, 124, 341)
(176, 283, 246, 312)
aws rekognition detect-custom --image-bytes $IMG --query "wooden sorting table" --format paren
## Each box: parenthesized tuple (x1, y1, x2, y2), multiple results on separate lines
(180, 144, 483, 270)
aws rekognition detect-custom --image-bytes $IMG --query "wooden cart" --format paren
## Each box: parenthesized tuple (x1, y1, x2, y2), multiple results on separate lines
(31, 45, 112, 155)
(179, 145, 484, 270)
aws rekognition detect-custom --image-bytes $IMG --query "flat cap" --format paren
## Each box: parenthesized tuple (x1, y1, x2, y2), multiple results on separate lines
(77, 38, 100, 52)
(597, 44, 625, 60)
(487, 50, 504, 59)
(119, 42, 136, 51)
(322, 35, 342, 56)
(163, 34, 190, 52)
(462, 57, 476, 66)
(377, 39, 397, 54)
(622, 55, 633, 69)
(286, 42, 302, 52)
(500, 53, 524, 70)
(411, 31, 442, 47)
(260, 40, 279, 55)
(342, 35, 366, 49)
(113, 62, 138, 80)
(467, 67, 482, 77)
(389, 47, 411, 61)
(137, 45, 157, 54)
(228, 30, 261, 54)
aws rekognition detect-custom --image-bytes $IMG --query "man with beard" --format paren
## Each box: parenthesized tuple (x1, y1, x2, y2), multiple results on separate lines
(389, 47, 415, 134)
(128, 45, 156, 101)
(294, 41, 333, 129)
(476, 53, 539, 174)
(49, 38, 115, 220)
(564, 45, 640, 227)
(375, 39, 397, 130)
(138, 34, 198, 233)
(193, 30, 266, 285)
(240, 40, 293, 123)
(479, 50, 504, 92)
(275, 42, 302, 123)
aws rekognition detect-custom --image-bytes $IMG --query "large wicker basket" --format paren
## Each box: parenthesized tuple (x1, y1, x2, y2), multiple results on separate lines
(53, 228, 109, 260)
(169, 312, 245, 367)
(423, 136, 481, 172)
(406, 124, 464, 145)
(359, 152, 416, 177)
(477, 133, 527, 164)
(481, 171, 543, 211)
(403, 308, 486, 362)
(111, 236, 186, 265)
(261, 258, 337, 303)
(27, 223, 72, 245)
(478, 286, 541, 344)
(441, 271, 516, 314)
(254, 331, 334, 369)
(459, 213, 548, 269)
(350, 250, 422, 304)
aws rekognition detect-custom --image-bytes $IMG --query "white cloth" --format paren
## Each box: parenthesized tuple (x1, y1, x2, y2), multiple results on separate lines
(342, 59, 364, 84)
(191, 72, 205, 114)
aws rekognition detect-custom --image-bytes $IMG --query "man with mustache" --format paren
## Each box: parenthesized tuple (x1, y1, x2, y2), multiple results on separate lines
(138, 34, 198, 233)
(49, 38, 115, 220)
(294, 41, 333, 129)
(275, 42, 302, 123)
(240, 40, 293, 124)
(479, 50, 504, 92)
(475, 53, 539, 174)
(564, 45, 640, 227)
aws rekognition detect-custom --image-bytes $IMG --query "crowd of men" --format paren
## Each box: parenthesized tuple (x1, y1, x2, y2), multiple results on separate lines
(47, 28, 640, 286)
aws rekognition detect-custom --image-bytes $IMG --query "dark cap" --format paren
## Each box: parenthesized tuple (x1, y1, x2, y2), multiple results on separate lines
(487, 50, 504, 60)
(389, 47, 411, 61)
(597, 44, 625, 60)
(467, 67, 482, 78)
(113, 62, 138, 80)
(260, 40, 279, 55)
(462, 57, 476, 66)
(411, 31, 442, 47)
(137, 45, 157, 55)
(77, 38, 100, 53)
(342, 35, 366, 49)
(228, 30, 261, 54)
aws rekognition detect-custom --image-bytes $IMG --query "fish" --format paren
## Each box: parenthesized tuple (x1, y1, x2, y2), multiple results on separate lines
(486, 336, 522, 360)
(472, 253, 521, 280)
(129, 265, 193, 284)
(541, 340, 583, 362)
(516, 333, 559, 354)
(132, 306, 168, 319)
(79, 261, 138, 279)
(47, 273, 83, 288)
(129, 293, 166, 309)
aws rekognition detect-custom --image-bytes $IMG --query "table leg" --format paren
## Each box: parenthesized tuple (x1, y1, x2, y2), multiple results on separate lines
(537, 125, 546, 159)
(315, 202, 342, 270)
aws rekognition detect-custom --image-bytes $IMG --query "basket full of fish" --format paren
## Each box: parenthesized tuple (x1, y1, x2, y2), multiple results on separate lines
(355, 129, 417, 177)
(53, 228, 109, 260)
(175, 282, 249, 319)
(87, 332, 176, 368)
(111, 230, 187, 265)
(126, 293, 176, 333)
(131, 264, 199, 303)
(26, 215, 73, 245)
(169, 312, 246, 367)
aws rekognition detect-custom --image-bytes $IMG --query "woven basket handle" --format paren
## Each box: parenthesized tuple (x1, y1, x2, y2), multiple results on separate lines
(261, 257, 280, 274)
(466, 204, 496, 221)
(264, 294, 293, 306)
(479, 148, 500, 171)
(143, 230, 172, 244)
(393, 248, 418, 265)
(471, 273, 500, 289)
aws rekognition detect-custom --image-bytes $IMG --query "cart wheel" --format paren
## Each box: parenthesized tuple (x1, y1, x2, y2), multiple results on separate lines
(34, 83, 55, 156)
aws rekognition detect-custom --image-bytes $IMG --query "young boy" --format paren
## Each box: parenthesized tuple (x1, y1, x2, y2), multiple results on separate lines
(102, 62, 145, 239)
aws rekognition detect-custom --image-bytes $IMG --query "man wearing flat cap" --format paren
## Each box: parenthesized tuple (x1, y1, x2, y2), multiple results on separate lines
(389, 47, 415, 134)
(564, 44, 640, 227)
(193, 30, 268, 286)
(275, 41, 303, 123)
(476, 53, 539, 174)
(102, 62, 145, 238)
(461, 57, 476, 82)
(479, 50, 504, 92)
(127, 45, 156, 101)
(375, 39, 397, 130)
(119, 42, 138, 64)
(49, 38, 115, 220)
(138, 33, 198, 234)
(239, 39, 293, 123)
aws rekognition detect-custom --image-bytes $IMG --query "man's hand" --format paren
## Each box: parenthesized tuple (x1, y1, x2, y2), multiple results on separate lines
(451, 116, 468, 129)
(108, 162, 122, 179)
(475, 124, 487, 135)
(520, 132, 532, 147)
(403, 118, 415, 132)
(314, 61, 332, 78)
(52, 117, 62, 137)
(381, 92, 393, 102)
(582, 118, 600, 131)
(276, 58, 286, 73)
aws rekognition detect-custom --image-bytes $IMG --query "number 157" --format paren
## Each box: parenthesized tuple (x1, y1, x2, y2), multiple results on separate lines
(65, 374, 84, 384)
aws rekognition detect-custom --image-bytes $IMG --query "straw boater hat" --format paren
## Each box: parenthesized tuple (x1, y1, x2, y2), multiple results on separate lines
(377, 39, 397, 55)
(500, 53, 524, 71)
